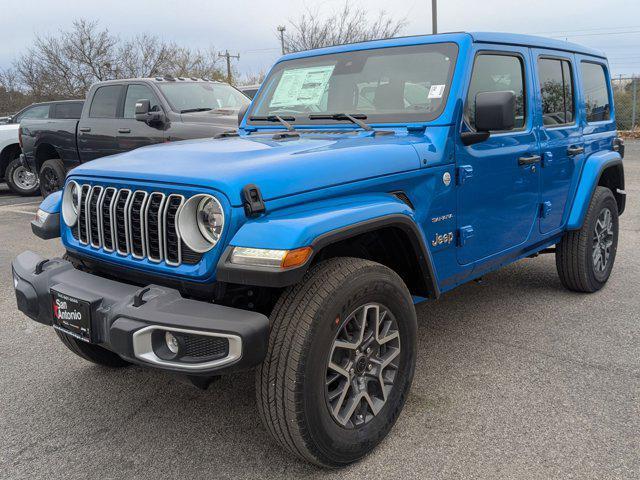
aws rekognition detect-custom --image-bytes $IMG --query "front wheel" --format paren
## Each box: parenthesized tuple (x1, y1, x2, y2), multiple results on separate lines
(5, 157, 39, 196)
(256, 258, 417, 467)
(39, 158, 66, 197)
(556, 186, 619, 292)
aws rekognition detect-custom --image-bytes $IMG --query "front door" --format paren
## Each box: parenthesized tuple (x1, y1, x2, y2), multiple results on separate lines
(456, 47, 541, 265)
(532, 50, 584, 234)
(116, 83, 166, 153)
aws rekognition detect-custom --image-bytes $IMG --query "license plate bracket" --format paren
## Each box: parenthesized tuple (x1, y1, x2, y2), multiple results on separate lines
(51, 289, 93, 342)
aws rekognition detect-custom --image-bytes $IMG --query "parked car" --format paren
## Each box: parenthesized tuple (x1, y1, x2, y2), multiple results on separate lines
(1, 100, 83, 196)
(19, 78, 250, 197)
(13, 32, 624, 467)
(239, 84, 261, 99)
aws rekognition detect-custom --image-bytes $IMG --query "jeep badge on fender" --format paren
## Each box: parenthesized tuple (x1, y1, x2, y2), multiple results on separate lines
(13, 32, 624, 468)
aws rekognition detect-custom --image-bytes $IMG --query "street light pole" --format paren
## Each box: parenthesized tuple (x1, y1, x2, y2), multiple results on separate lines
(431, 0, 438, 34)
(277, 26, 286, 55)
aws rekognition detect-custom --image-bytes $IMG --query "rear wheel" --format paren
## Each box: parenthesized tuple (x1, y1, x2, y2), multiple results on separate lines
(256, 258, 417, 467)
(39, 158, 66, 197)
(54, 329, 130, 368)
(556, 186, 619, 292)
(5, 157, 39, 196)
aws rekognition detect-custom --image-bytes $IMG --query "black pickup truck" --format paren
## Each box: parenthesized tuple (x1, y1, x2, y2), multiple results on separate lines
(20, 77, 250, 197)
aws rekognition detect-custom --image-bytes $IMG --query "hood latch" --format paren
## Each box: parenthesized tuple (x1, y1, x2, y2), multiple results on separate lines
(242, 184, 266, 217)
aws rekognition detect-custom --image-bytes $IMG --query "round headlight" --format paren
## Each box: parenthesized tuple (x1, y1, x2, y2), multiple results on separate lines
(62, 180, 80, 227)
(177, 194, 225, 253)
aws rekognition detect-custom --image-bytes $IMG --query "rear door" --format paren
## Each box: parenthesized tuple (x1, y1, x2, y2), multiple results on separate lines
(456, 46, 541, 265)
(77, 84, 123, 161)
(116, 83, 165, 153)
(532, 50, 584, 234)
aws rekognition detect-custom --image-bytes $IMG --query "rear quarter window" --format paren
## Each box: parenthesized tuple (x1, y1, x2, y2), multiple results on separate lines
(580, 62, 611, 122)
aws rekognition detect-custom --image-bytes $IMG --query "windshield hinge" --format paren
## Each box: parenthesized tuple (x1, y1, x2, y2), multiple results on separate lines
(242, 184, 266, 217)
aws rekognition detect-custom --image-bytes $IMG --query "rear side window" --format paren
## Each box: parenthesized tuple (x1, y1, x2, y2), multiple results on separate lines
(580, 62, 611, 122)
(123, 84, 161, 119)
(466, 53, 526, 130)
(89, 85, 122, 118)
(538, 58, 575, 126)
(52, 102, 83, 119)
(16, 105, 50, 122)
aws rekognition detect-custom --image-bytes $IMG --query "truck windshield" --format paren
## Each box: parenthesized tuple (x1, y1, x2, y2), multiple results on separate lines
(248, 42, 458, 126)
(158, 82, 250, 113)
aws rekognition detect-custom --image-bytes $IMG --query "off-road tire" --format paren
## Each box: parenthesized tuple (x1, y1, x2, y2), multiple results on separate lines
(256, 257, 417, 468)
(5, 157, 39, 196)
(39, 158, 66, 197)
(556, 186, 619, 292)
(54, 329, 130, 368)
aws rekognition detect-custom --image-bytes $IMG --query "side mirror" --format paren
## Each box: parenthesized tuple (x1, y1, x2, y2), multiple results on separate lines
(135, 99, 165, 125)
(475, 90, 516, 132)
(461, 90, 516, 146)
(238, 104, 249, 126)
(135, 99, 150, 121)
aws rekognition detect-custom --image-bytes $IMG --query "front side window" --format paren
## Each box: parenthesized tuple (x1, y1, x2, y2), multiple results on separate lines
(466, 53, 526, 130)
(16, 105, 50, 122)
(581, 62, 611, 122)
(157, 82, 250, 113)
(89, 85, 122, 118)
(249, 43, 459, 125)
(538, 58, 575, 126)
(124, 84, 161, 118)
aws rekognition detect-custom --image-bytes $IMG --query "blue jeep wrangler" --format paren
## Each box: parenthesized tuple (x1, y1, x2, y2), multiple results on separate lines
(12, 32, 625, 467)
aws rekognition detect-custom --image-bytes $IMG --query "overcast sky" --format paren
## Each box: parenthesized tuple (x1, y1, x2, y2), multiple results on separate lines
(1, 0, 639, 77)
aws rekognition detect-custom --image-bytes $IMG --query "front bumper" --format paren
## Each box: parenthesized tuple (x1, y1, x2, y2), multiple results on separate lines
(12, 251, 269, 375)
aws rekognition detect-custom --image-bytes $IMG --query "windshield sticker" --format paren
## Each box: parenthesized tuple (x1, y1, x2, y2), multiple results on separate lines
(270, 65, 335, 108)
(428, 84, 446, 99)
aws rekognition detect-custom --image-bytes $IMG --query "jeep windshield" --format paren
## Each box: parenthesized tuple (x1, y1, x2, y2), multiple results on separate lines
(248, 42, 458, 126)
(158, 82, 250, 113)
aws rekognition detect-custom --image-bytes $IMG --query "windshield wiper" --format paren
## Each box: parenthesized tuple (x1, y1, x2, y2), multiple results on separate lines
(249, 115, 296, 131)
(249, 115, 299, 140)
(308, 113, 373, 131)
(181, 107, 213, 113)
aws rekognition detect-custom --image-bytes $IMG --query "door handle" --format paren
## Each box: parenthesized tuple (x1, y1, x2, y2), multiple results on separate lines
(118, 128, 131, 134)
(518, 155, 541, 166)
(79, 127, 91, 133)
(567, 146, 585, 156)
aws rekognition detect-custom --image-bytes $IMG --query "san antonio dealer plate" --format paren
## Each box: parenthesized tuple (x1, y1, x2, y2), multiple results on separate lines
(51, 289, 92, 342)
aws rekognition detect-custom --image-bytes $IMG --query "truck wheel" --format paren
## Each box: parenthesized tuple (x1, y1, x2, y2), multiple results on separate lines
(556, 186, 619, 293)
(256, 257, 417, 467)
(5, 157, 39, 196)
(39, 159, 66, 197)
(54, 329, 130, 368)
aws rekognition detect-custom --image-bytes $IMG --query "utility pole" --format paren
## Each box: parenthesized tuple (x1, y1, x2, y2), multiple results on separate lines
(431, 0, 437, 34)
(277, 26, 286, 55)
(218, 50, 240, 85)
(632, 76, 638, 131)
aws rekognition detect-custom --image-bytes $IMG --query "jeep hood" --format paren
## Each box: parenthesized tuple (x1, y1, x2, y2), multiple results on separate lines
(70, 132, 425, 206)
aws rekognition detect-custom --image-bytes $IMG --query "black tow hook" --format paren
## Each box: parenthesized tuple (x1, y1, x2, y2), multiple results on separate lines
(132, 287, 151, 307)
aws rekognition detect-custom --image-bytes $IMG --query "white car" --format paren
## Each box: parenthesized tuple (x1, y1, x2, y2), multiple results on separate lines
(0, 122, 36, 196)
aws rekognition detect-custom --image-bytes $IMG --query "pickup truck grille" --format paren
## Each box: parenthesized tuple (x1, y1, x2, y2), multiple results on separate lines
(73, 185, 202, 267)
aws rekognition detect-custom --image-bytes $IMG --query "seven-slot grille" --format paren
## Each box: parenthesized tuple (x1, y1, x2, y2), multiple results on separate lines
(73, 185, 202, 266)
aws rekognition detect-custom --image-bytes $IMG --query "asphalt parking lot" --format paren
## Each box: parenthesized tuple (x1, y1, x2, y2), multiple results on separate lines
(1, 145, 638, 480)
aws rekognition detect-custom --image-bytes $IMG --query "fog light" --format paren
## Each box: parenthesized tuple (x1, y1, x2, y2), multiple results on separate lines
(165, 332, 180, 354)
(14, 275, 19, 289)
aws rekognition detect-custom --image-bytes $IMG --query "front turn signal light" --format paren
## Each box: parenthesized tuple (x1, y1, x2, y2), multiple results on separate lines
(229, 246, 313, 269)
(281, 247, 313, 269)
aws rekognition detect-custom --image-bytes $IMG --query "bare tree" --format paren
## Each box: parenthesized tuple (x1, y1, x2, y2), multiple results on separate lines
(9, 19, 225, 103)
(282, 3, 407, 53)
